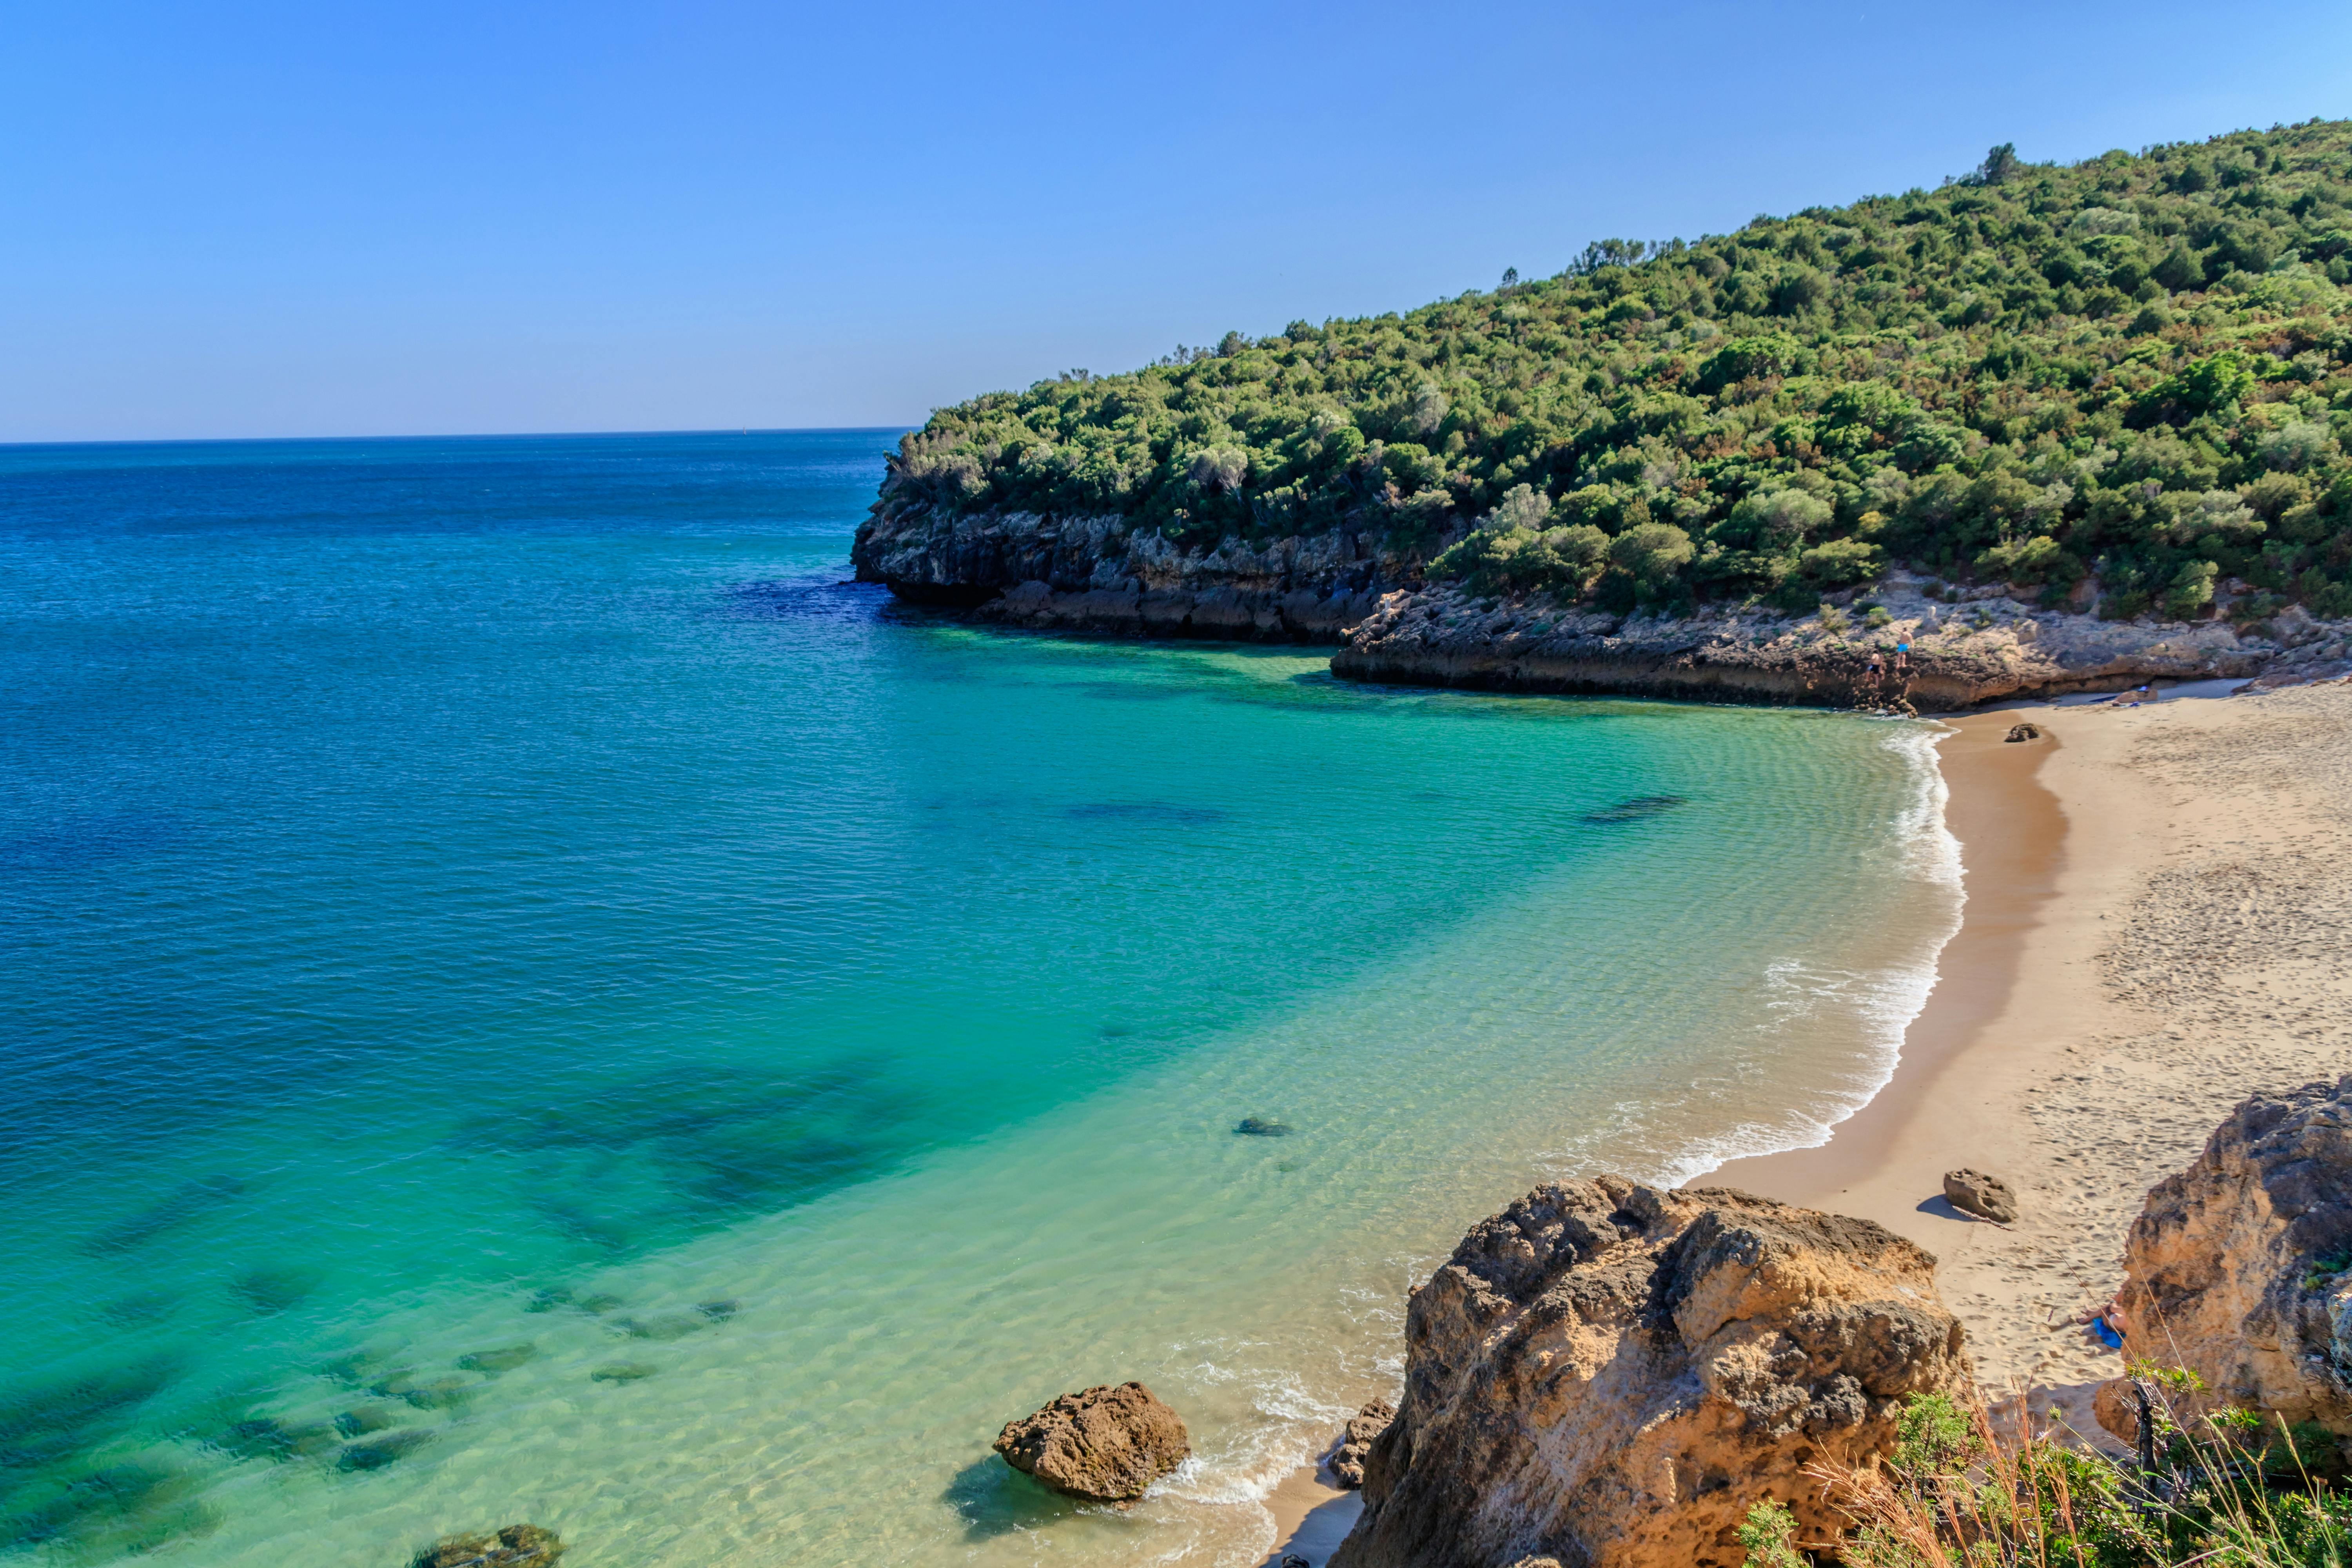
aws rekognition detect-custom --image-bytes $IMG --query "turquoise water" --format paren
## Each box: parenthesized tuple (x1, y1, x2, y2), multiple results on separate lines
(0, 432, 1959, 1565)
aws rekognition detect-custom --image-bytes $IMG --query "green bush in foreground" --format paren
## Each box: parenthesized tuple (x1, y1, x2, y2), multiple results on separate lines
(882, 123, 2352, 620)
(1746, 1385, 2352, 1566)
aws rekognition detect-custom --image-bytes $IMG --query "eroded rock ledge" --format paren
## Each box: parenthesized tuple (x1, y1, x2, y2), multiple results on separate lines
(1336, 577, 2350, 713)
(851, 504, 1425, 641)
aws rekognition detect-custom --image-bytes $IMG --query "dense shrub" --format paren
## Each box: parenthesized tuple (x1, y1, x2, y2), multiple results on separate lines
(882, 121, 2352, 617)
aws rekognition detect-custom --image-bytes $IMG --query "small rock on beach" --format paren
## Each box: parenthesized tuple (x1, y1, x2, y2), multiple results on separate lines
(1943, 1167, 2019, 1223)
(1325, 1400, 1396, 1488)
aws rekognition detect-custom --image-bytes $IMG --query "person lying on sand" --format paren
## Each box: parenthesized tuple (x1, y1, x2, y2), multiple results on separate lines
(2071, 1295, 2129, 1348)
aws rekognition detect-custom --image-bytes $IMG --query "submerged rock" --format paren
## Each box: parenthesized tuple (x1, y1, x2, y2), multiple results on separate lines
(456, 1344, 537, 1376)
(411, 1523, 564, 1567)
(1324, 1401, 1396, 1488)
(616, 1314, 703, 1342)
(993, 1382, 1191, 1503)
(589, 1362, 657, 1384)
(1329, 1178, 1970, 1568)
(334, 1404, 402, 1437)
(214, 1416, 337, 1462)
(336, 1428, 433, 1472)
(1942, 1168, 2019, 1224)
(1234, 1117, 1293, 1138)
(694, 1299, 740, 1322)
(2108, 1074, 2352, 1436)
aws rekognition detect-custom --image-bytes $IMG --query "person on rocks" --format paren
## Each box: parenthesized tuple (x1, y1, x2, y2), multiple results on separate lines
(1894, 640, 1911, 673)
(1864, 650, 1885, 688)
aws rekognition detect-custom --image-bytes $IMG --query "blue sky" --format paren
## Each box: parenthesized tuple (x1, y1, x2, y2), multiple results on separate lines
(4, 0, 2348, 442)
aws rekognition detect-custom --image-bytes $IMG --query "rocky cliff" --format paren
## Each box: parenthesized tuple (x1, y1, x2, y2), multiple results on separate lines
(850, 503, 1421, 640)
(851, 506, 2352, 709)
(1327, 1178, 1970, 1568)
(2105, 1075, 2352, 1437)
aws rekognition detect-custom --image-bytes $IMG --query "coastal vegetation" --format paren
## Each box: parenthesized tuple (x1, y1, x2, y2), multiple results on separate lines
(881, 120, 2352, 623)
(1741, 1384, 2352, 1567)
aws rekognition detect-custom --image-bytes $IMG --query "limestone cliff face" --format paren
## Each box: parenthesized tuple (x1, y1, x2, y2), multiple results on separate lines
(1333, 579, 2308, 713)
(849, 501, 1425, 641)
(2111, 1075, 2352, 1434)
(1329, 1178, 1970, 1568)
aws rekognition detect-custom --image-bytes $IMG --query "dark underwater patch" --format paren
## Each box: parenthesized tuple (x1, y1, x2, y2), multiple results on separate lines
(228, 1264, 323, 1316)
(446, 1060, 913, 1259)
(83, 1175, 246, 1255)
(1060, 681, 1184, 702)
(1062, 802, 1225, 825)
(1234, 1117, 1294, 1138)
(0, 1357, 183, 1476)
(1, 1459, 218, 1556)
(1579, 794, 1690, 826)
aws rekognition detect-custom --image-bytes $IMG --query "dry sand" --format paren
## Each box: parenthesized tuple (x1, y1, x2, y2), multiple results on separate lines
(1715, 679, 2352, 1425)
(1263, 681, 2352, 1560)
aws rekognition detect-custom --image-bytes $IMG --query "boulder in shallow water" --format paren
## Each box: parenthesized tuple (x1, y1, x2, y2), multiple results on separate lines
(993, 1382, 1191, 1503)
(589, 1362, 657, 1384)
(456, 1343, 536, 1375)
(1235, 1117, 1293, 1138)
(2116, 1074, 2352, 1436)
(411, 1523, 564, 1567)
(1943, 1168, 2019, 1223)
(1328, 1178, 1970, 1568)
(1324, 1400, 1396, 1488)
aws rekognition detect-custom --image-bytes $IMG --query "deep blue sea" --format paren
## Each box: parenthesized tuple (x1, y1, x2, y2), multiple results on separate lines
(0, 430, 1959, 1566)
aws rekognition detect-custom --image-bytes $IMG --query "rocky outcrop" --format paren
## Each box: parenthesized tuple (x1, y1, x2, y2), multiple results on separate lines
(1943, 1169, 2018, 1224)
(851, 505, 2352, 708)
(1325, 1401, 1396, 1488)
(411, 1524, 563, 1568)
(1332, 579, 2306, 713)
(1329, 1178, 1968, 1568)
(851, 503, 1423, 642)
(2106, 1075, 2352, 1434)
(993, 1382, 1191, 1503)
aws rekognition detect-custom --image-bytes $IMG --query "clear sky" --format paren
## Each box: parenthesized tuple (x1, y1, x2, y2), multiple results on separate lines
(5, 0, 2348, 442)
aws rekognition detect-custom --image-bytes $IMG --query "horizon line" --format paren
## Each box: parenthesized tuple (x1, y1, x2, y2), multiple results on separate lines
(0, 424, 920, 452)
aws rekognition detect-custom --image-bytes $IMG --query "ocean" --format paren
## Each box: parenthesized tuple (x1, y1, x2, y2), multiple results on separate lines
(0, 430, 1960, 1566)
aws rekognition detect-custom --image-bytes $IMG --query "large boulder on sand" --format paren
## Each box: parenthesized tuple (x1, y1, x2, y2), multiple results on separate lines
(2102, 1075, 2352, 1436)
(1329, 1178, 1971, 1568)
(993, 1382, 1190, 1503)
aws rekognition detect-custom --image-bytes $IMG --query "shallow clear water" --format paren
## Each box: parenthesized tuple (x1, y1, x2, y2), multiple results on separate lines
(0, 431, 1959, 1566)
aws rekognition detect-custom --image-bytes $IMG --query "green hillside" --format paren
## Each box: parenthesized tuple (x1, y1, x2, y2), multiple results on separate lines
(880, 122, 2352, 622)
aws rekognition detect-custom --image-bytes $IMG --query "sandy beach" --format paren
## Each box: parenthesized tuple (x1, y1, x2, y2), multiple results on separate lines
(1715, 677, 2352, 1426)
(1266, 678, 2352, 1563)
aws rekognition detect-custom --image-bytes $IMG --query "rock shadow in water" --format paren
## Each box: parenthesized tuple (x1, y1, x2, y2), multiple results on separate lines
(941, 1454, 1076, 1540)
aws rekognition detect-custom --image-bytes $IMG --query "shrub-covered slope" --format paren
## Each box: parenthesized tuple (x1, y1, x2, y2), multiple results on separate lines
(873, 123, 2352, 625)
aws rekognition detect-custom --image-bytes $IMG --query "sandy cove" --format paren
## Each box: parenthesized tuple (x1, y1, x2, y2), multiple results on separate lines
(1715, 677, 2352, 1426)
(1265, 677, 2352, 1565)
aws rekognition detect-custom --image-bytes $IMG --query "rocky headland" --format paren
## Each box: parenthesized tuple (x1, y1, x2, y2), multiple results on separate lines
(851, 506, 2352, 711)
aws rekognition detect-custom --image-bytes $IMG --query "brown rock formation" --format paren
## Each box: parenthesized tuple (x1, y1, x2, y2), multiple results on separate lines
(1943, 1168, 2018, 1224)
(411, 1524, 563, 1568)
(2110, 1074, 2352, 1433)
(992, 1381, 1191, 1503)
(1325, 1400, 1396, 1488)
(1329, 1178, 1971, 1568)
